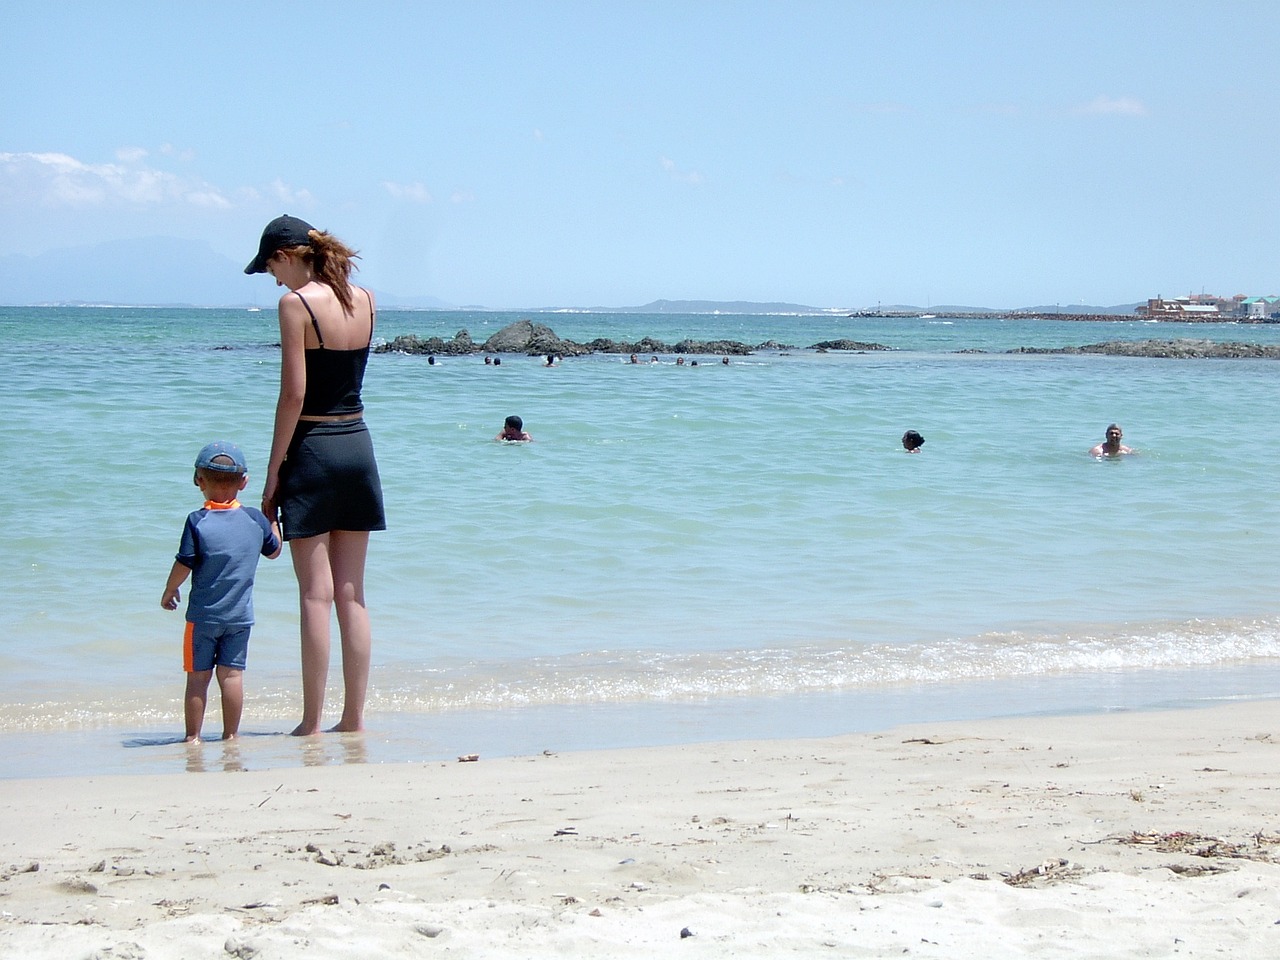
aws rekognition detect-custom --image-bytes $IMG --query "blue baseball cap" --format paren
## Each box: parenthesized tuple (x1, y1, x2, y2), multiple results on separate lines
(194, 441, 247, 474)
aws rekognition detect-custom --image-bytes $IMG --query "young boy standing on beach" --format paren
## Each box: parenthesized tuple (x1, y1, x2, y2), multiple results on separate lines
(161, 442, 281, 742)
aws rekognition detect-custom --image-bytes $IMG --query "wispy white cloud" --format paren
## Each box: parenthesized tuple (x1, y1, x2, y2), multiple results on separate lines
(660, 156, 705, 185)
(159, 143, 197, 161)
(0, 151, 232, 208)
(1073, 95, 1148, 117)
(449, 189, 475, 204)
(382, 180, 433, 203)
(270, 178, 315, 206)
(533, 128, 545, 142)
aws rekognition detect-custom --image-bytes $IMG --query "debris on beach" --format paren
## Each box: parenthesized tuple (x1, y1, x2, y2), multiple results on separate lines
(305, 843, 344, 867)
(1163, 862, 1234, 877)
(1111, 831, 1280, 861)
(1001, 858, 1083, 887)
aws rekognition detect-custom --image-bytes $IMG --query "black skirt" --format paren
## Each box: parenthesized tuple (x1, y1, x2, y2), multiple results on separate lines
(279, 418, 386, 540)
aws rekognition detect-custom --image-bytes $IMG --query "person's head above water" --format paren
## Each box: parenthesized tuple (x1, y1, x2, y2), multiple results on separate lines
(901, 430, 925, 452)
(1090, 423, 1133, 457)
(496, 414, 532, 441)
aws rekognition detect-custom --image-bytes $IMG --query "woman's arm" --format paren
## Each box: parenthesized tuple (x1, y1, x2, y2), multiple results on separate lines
(262, 293, 308, 517)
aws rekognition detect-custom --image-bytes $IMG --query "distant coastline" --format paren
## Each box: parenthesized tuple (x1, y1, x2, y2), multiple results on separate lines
(0, 300, 1185, 318)
(6, 301, 1272, 323)
(848, 310, 1279, 324)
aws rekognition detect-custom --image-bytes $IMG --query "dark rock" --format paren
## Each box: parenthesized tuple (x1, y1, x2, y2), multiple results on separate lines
(632, 336, 674, 354)
(469, 319, 590, 357)
(672, 339, 753, 356)
(377, 320, 822, 359)
(585, 335, 672, 354)
(375, 330, 476, 356)
(1007, 339, 1280, 359)
(809, 339, 892, 351)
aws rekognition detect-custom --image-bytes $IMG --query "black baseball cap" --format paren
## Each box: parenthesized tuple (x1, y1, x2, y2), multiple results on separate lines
(244, 214, 315, 274)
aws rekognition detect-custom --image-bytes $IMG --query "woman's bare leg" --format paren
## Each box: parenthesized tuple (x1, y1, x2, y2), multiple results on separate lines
(329, 530, 371, 732)
(289, 534, 335, 736)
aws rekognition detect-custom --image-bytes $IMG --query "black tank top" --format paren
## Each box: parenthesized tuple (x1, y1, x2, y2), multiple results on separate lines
(294, 289, 374, 417)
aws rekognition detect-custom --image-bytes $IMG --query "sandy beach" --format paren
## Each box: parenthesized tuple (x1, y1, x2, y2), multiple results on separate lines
(2, 701, 1279, 958)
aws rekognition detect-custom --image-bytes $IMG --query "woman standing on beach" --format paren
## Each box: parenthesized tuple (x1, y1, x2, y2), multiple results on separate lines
(245, 215, 386, 736)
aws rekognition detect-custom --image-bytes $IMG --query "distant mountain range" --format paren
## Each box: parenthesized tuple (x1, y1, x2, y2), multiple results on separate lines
(0, 236, 1142, 315)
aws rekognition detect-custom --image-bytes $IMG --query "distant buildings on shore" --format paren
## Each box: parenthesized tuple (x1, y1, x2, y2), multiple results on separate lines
(1140, 294, 1280, 320)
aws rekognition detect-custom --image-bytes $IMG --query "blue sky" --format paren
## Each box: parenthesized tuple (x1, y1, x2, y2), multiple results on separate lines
(3, 1, 1277, 308)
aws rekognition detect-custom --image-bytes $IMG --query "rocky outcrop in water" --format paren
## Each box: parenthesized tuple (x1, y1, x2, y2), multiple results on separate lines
(479, 319, 592, 357)
(374, 327, 1279, 361)
(376, 320, 819, 356)
(810, 339, 893, 352)
(1007, 339, 1280, 359)
(375, 329, 478, 356)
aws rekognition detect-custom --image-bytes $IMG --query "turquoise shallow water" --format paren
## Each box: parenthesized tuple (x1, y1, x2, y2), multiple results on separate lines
(3, 307, 1280, 777)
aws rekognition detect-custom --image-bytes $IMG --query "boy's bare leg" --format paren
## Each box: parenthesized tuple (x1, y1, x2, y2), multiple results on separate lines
(184, 670, 213, 742)
(216, 665, 244, 739)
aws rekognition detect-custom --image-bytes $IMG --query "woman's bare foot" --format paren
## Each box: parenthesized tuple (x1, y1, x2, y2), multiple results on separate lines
(290, 722, 322, 737)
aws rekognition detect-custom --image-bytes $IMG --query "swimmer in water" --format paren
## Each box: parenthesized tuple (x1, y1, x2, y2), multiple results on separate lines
(495, 415, 533, 442)
(1089, 424, 1133, 457)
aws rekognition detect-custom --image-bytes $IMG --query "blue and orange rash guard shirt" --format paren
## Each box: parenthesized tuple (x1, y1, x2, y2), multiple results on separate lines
(176, 500, 280, 625)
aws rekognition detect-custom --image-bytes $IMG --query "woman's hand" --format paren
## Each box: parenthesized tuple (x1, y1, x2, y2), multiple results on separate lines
(261, 470, 280, 521)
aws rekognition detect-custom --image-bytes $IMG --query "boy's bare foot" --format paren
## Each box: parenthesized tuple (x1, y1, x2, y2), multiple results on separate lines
(290, 722, 322, 737)
(329, 721, 365, 733)
(184, 734, 202, 744)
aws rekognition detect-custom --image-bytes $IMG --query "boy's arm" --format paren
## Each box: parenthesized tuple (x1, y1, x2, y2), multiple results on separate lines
(161, 560, 191, 610)
(266, 518, 283, 559)
(252, 508, 283, 560)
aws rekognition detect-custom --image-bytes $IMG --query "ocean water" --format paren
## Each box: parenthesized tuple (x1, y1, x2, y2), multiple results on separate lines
(4, 306, 1280, 778)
